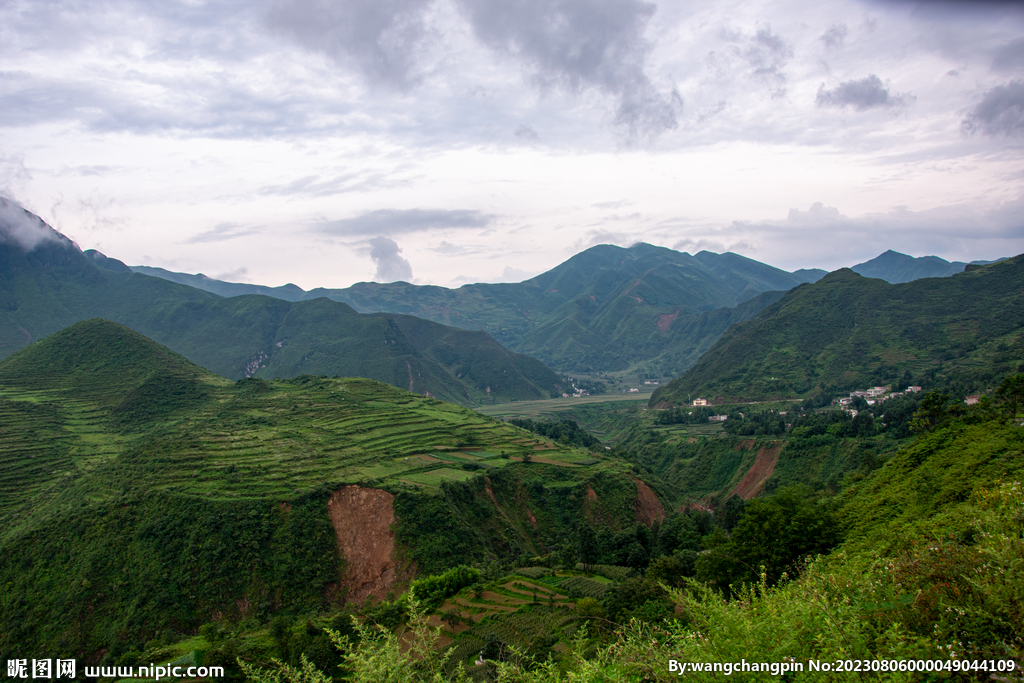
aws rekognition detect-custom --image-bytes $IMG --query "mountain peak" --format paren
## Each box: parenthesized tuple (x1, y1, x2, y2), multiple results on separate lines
(0, 198, 76, 253)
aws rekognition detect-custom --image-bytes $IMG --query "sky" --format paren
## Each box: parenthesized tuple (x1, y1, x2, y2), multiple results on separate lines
(1, 0, 1023, 289)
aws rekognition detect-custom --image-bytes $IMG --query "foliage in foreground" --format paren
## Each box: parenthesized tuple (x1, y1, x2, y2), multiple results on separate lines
(242, 476, 1023, 682)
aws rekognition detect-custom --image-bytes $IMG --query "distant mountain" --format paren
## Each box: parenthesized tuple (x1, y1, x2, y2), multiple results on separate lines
(851, 249, 1005, 284)
(791, 268, 828, 283)
(133, 243, 824, 375)
(651, 255, 1024, 405)
(131, 264, 307, 300)
(0, 205, 561, 405)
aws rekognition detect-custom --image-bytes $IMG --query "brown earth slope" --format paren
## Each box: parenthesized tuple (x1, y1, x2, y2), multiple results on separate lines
(630, 475, 666, 525)
(729, 442, 784, 499)
(327, 485, 406, 603)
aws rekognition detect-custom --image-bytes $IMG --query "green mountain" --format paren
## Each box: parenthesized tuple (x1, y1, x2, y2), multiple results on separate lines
(851, 248, 1005, 283)
(0, 206, 561, 406)
(136, 243, 822, 375)
(0, 320, 657, 659)
(651, 255, 1024, 405)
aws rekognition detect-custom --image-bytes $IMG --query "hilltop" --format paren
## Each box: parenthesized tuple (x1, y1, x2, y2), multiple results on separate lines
(651, 255, 1024, 405)
(0, 208, 560, 406)
(851, 249, 1005, 283)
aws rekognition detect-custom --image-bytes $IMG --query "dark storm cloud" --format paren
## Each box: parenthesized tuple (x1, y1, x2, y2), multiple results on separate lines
(454, 0, 680, 138)
(962, 81, 1024, 137)
(265, 0, 431, 89)
(320, 209, 492, 237)
(367, 236, 413, 282)
(816, 74, 912, 110)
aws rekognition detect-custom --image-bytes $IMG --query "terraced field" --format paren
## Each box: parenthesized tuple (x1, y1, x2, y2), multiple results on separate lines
(428, 575, 576, 637)
(426, 569, 617, 671)
(0, 320, 619, 527)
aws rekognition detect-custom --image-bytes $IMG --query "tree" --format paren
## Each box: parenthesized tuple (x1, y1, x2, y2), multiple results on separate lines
(577, 524, 599, 573)
(995, 373, 1024, 422)
(696, 488, 840, 593)
(647, 550, 697, 587)
(909, 390, 964, 434)
(440, 609, 462, 631)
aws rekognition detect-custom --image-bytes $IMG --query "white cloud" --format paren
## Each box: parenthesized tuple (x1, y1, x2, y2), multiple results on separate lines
(366, 235, 414, 282)
(0, 197, 67, 251)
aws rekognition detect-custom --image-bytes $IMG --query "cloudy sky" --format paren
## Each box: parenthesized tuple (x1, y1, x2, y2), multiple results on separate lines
(1, 0, 1023, 288)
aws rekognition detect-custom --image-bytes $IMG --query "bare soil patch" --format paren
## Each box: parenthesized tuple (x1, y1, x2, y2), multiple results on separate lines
(657, 310, 680, 333)
(630, 475, 666, 526)
(327, 485, 407, 604)
(729, 442, 783, 500)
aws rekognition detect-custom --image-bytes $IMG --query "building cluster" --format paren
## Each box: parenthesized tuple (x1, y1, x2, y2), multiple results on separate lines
(560, 378, 590, 398)
(835, 385, 922, 413)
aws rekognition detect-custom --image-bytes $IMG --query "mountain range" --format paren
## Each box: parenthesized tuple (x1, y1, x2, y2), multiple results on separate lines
(134, 244, 821, 375)
(129, 244, 1003, 376)
(2, 197, 1010, 396)
(0, 201, 560, 406)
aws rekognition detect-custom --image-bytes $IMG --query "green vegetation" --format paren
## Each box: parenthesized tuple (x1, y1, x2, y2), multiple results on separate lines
(506, 418, 602, 450)
(851, 248, 1000, 283)
(652, 256, 1024, 405)
(0, 319, 658, 665)
(5, 215, 1024, 681)
(241, 406, 1024, 682)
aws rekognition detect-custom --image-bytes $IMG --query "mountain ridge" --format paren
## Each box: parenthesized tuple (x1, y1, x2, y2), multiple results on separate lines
(650, 255, 1024, 405)
(127, 246, 1005, 376)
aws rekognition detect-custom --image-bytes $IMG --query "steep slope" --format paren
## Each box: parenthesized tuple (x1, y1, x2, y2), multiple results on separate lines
(0, 321, 655, 659)
(0, 206, 560, 405)
(652, 255, 1024, 404)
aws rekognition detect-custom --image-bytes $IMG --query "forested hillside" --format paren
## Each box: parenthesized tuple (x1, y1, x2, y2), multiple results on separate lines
(652, 255, 1024, 406)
